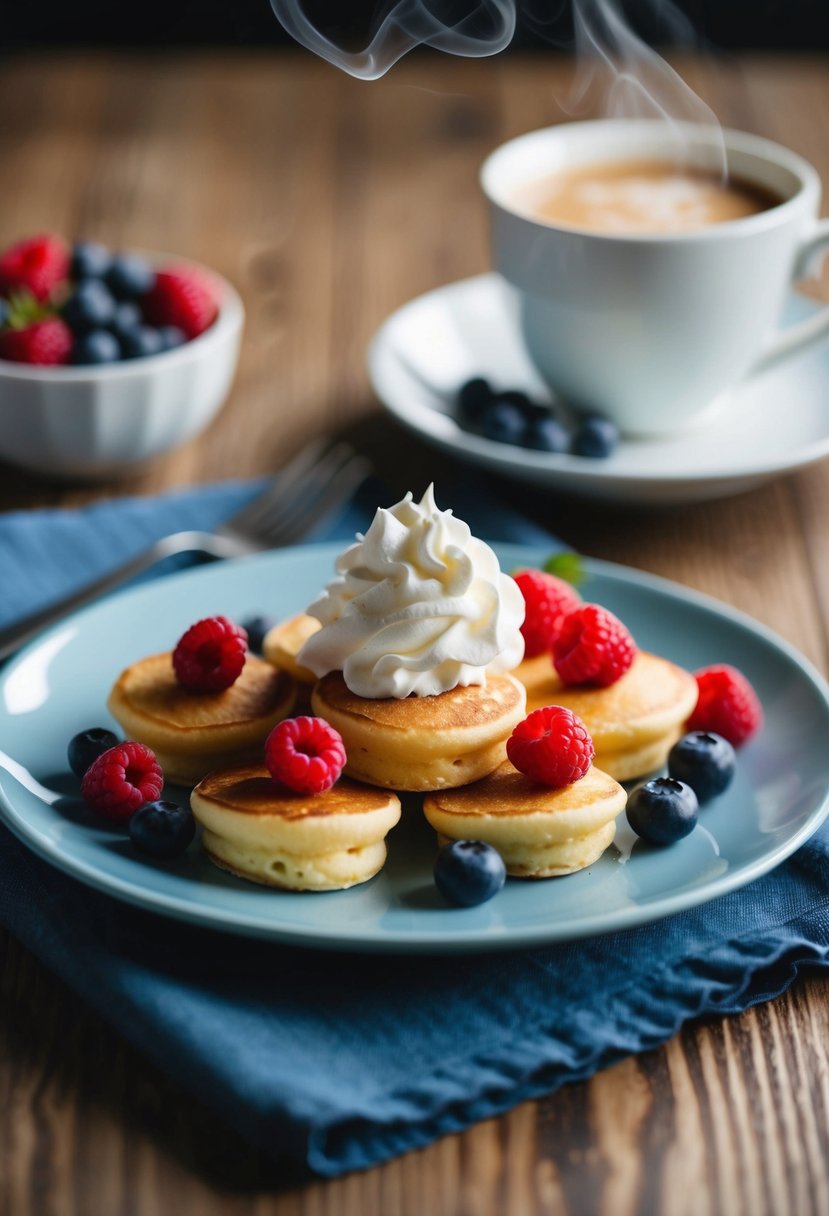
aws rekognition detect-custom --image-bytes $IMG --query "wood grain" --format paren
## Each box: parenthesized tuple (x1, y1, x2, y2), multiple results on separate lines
(1, 49, 829, 1216)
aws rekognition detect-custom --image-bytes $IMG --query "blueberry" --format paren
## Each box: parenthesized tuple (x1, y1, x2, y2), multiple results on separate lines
(0, 299, 9, 327)
(522, 401, 554, 422)
(159, 325, 186, 351)
(68, 727, 120, 777)
(497, 389, 533, 411)
(70, 240, 112, 281)
(120, 326, 165, 359)
(524, 415, 571, 453)
(626, 777, 698, 846)
(434, 839, 506, 907)
(457, 377, 493, 426)
(572, 414, 620, 458)
(240, 614, 277, 655)
(129, 800, 196, 859)
(105, 254, 155, 300)
(63, 280, 117, 333)
(481, 401, 527, 445)
(109, 301, 143, 339)
(668, 731, 736, 803)
(73, 329, 121, 365)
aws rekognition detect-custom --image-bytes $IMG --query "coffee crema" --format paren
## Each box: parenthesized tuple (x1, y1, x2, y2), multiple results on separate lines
(517, 159, 783, 235)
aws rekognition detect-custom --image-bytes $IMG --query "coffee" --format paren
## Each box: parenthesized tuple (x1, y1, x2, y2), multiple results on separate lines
(517, 159, 782, 235)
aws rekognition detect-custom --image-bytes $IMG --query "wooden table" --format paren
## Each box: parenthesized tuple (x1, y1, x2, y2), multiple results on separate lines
(2, 49, 829, 1216)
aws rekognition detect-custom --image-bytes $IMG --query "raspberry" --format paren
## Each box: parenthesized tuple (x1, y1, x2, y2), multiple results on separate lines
(172, 615, 248, 692)
(81, 742, 164, 823)
(513, 568, 582, 657)
(143, 267, 219, 339)
(507, 705, 594, 787)
(0, 318, 73, 365)
(0, 234, 70, 302)
(265, 716, 346, 795)
(687, 664, 763, 747)
(552, 604, 637, 687)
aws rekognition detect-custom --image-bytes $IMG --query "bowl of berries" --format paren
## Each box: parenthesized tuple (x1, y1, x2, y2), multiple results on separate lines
(0, 233, 244, 478)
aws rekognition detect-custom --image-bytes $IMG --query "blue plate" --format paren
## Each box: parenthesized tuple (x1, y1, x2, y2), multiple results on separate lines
(1, 543, 828, 954)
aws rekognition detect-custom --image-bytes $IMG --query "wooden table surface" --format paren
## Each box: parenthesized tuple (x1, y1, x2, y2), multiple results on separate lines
(2, 49, 829, 1216)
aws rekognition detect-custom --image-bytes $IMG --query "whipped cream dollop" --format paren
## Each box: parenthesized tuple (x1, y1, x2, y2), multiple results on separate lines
(298, 486, 525, 699)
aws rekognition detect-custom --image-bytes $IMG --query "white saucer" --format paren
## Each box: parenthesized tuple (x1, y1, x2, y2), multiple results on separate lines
(367, 273, 829, 504)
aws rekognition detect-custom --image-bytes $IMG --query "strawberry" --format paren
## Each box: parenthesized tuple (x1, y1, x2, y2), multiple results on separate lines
(143, 267, 219, 339)
(0, 234, 70, 302)
(0, 317, 73, 365)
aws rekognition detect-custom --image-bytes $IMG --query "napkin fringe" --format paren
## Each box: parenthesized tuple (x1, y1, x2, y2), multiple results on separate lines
(309, 929, 829, 1176)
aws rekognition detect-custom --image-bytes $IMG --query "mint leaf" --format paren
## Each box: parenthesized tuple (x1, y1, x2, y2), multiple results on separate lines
(542, 551, 584, 586)
(6, 289, 52, 329)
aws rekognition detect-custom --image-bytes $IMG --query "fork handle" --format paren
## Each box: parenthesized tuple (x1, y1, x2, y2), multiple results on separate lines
(0, 529, 243, 664)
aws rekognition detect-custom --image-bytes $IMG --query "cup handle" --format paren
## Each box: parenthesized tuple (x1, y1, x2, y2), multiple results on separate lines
(751, 218, 829, 376)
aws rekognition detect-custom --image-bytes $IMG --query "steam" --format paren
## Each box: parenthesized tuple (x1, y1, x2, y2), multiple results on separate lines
(268, 0, 727, 174)
(268, 1, 516, 80)
(570, 0, 727, 174)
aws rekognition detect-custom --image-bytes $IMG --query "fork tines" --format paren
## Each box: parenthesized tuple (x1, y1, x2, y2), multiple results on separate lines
(223, 440, 371, 550)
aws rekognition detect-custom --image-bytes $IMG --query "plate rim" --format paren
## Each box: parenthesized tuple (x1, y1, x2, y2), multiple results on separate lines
(2, 542, 829, 954)
(367, 272, 829, 489)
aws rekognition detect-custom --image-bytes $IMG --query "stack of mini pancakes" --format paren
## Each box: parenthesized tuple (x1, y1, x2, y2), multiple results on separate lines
(107, 608, 696, 893)
(107, 635, 403, 892)
(268, 614, 531, 793)
(256, 612, 649, 882)
(190, 615, 527, 890)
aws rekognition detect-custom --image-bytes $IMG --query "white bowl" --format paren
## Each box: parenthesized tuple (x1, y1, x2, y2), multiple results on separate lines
(0, 261, 244, 479)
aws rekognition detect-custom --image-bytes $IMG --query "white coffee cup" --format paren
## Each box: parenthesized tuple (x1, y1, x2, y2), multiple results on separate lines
(481, 120, 829, 436)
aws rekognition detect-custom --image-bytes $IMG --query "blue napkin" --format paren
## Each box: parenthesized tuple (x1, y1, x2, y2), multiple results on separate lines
(1, 478, 829, 1179)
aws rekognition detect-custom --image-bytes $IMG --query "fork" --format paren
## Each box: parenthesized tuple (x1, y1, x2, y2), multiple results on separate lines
(0, 439, 372, 663)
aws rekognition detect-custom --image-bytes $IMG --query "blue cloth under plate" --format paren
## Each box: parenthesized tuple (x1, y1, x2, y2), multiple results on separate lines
(1, 478, 829, 1178)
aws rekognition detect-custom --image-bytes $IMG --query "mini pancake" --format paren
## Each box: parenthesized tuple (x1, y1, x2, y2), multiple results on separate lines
(311, 671, 526, 792)
(436, 821, 616, 878)
(516, 651, 697, 753)
(424, 760, 626, 877)
(263, 613, 320, 685)
(107, 652, 296, 786)
(191, 764, 401, 890)
(595, 726, 683, 783)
